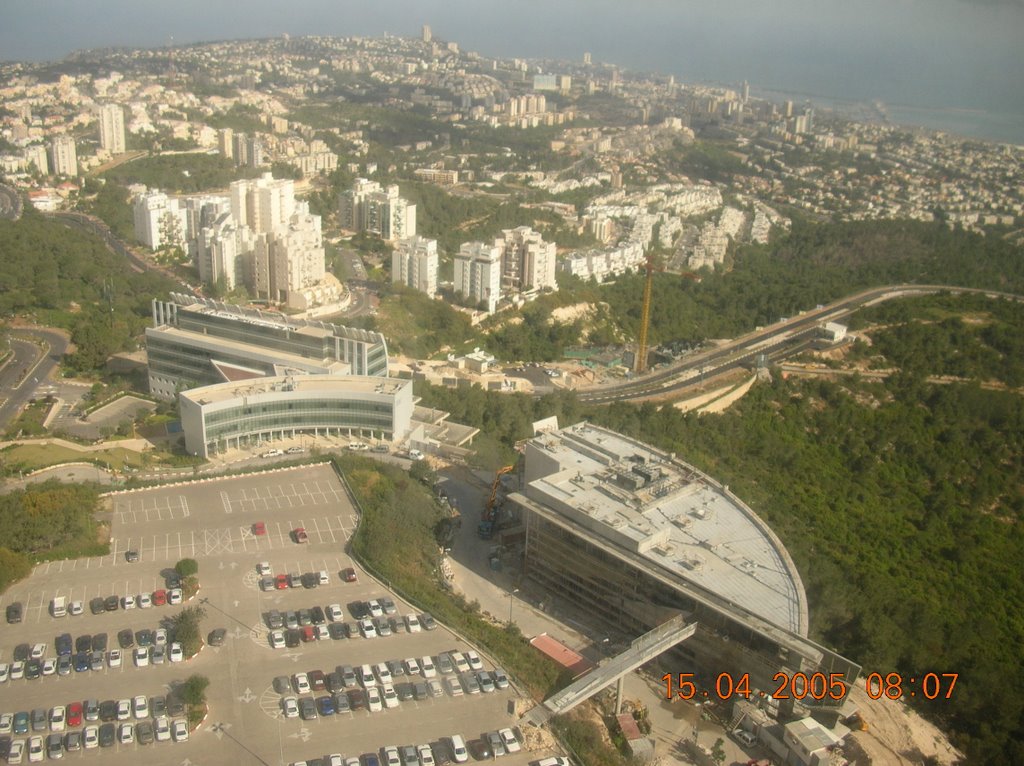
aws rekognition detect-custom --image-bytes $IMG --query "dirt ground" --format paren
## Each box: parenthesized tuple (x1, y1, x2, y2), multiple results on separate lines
(844, 683, 962, 766)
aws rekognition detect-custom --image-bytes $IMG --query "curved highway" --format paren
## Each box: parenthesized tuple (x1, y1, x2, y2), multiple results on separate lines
(575, 284, 1024, 404)
(0, 328, 70, 430)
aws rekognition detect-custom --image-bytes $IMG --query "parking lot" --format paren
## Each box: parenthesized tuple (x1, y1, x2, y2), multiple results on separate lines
(0, 464, 547, 765)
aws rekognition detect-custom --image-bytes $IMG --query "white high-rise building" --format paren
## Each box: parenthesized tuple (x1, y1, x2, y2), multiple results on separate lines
(499, 226, 557, 292)
(97, 103, 126, 154)
(392, 236, 438, 297)
(195, 213, 255, 292)
(454, 241, 502, 313)
(133, 190, 187, 251)
(24, 144, 48, 175)
(230, 174, 296, 234)
(252, 202, 326, 303)
(49, 135, 78, 176)
(339, 179, 416, 240)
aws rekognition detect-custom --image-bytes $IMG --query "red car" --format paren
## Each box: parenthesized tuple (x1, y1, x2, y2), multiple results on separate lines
(293, 528, 308, 544)
(152, 590, 167, 606)
(341, 567, 358, 583)
(275, 574, 289, 590)
(67, 701, 83, 727)
(300, 626, 315, 643)
(253, 522, 266, 536)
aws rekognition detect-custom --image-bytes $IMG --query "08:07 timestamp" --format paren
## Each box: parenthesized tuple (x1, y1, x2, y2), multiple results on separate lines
(663, 671, 959, 702)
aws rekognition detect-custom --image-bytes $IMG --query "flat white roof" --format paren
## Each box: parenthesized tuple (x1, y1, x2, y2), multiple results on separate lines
(522, 423, 806, 634)
(181, 375, 410, 406)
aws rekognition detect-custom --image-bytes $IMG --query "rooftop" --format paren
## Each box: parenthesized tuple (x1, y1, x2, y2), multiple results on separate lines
(181, 374, 410, 406)
(521, 422, 807, 634)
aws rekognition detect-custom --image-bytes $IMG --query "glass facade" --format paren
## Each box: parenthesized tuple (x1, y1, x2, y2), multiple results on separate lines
(204, 397, 395, 443)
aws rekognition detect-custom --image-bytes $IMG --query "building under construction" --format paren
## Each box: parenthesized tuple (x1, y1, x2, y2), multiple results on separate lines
(505, 422, 859, 718)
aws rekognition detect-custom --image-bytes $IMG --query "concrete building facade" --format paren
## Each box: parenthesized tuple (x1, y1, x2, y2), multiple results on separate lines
(392, 235, 439, 297)
(97, 103, 126, 154)
(49, 135, 78, 176)
(454, 241, 503, 313)
(339, 179, 416, 240)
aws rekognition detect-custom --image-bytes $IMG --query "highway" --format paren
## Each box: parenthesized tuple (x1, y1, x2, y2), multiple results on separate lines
(575, 284, 1023, 404)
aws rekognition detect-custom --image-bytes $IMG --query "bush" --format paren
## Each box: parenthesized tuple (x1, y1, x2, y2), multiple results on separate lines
(168, 605, 207, 658)
(175, 558, 199, 577)
(181, 674, 210, 706)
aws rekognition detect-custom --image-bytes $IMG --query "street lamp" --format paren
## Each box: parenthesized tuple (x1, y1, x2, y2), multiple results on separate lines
(508, 588, 519, 625)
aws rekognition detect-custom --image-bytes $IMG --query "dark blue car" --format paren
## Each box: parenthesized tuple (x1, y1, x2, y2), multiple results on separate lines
(316, 695, 335, 716)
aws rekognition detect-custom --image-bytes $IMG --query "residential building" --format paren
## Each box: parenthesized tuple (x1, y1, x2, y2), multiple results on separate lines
(49, 135, 78, 176)
(180, 375, 413, 458)
(499, 226, 557, 292)
(217, 127, 233, 160)
(454, 241, 502, 313)
(339, 179, 416, 240)
(97, 103, 126, 154)
(392, 236, 439, 297)
(24, 144, 48, 175)
(133, 189, 187, 251)
(146, 293, 389, 399)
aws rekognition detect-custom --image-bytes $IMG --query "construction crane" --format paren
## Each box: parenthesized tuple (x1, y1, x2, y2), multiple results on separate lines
(635, 251, 659, 374)
(479, 464, 516, 539)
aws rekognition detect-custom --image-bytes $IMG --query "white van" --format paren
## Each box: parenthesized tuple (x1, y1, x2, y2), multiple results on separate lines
(50, 596, 67, 618)
(449, 735, 468, 764)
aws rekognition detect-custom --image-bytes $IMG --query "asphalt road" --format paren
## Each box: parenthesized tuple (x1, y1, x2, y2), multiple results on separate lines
(575, 284, 1024, 403)
(0, 328, 69, 432)
(0, 184, 22, 221)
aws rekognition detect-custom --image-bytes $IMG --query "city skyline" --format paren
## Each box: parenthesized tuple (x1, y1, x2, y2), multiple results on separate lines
(2, 0, 1022, 143)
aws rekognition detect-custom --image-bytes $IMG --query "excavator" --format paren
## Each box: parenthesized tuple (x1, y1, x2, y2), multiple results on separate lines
(478, 464, 516, 539)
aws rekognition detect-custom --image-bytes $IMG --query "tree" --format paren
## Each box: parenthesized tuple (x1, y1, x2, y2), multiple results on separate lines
(181, 674, 210, 706)
(175, 558, 199, 577)
(710, 738, 725, 765)
(167, 605, 207, 658)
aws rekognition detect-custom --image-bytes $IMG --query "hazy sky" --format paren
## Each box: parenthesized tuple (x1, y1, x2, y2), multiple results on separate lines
(3, 0, 1023, 115)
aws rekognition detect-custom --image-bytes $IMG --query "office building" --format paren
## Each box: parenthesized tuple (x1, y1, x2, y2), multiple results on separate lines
(97, 103, 126, 154)
(49, 135, 78, 176)
(454, 241, 503, 313)
(392, 236, 439, 297)
(179, 375, 413, 458)
(146, 293, 389, 400)
(339, 179, 417, 240)
(506, 422, 859, 714)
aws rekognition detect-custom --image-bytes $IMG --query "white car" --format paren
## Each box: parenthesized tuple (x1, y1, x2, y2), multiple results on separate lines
(0, 713, 12, 734)
(169, 642, 184, 662)
(154, 628, 168, 646)
(366, 686, 383, 712)
(0, 662, 8, 683)
(10, 661, 25, 680)
(408, 449, 424, 461)
(68, 600, 84, 616)
(27, 735, 42, 763)
(281, 697, 299, 719)
(41, 658, 57, 676)
(318, 570, 330, 585)
(405, 614, 422, 633)
(380, 684, 399, 708)
(451, 652, 470, 673)
(315, 625, 329, 641)
(449, 735, 469, 763)
(133, 695, 149, 719)
(420, 656, 436, 678)
(269, 630, 285, 649)
(138, 593, 152, 609)
(49, 706, 66, 732)
(168, 588, 183, 605)
(374, 663, 392, 685)
(404, 657, 421, 676)
(418, 744, 436, 766)
(30, 643, 47, 660)
(257, 561, 272, 576)
(367, 600, 384, 618)
(359, 619, 377, 638)
(118, 722, 134, 745)
(293, 673, 311, 694)
(382, 746, 401, 766)
(122, 595, 136, 610)
(116, 699, 132, 721)
(133, 646, 149, 667)
(108, 649, 122, 668)
(358, 664, 375, 688)
(327, 604, 344, 622)
(153, 716, 171, 742)
(172, 718, 189, 742)
(7, 740, 24, 764)
(499, 729, 522, 753)
(466, 650, 483, 671)
(83, 725, 99, 749)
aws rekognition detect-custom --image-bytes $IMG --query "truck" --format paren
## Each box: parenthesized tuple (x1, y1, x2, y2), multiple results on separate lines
(50, 596, 67, 618)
